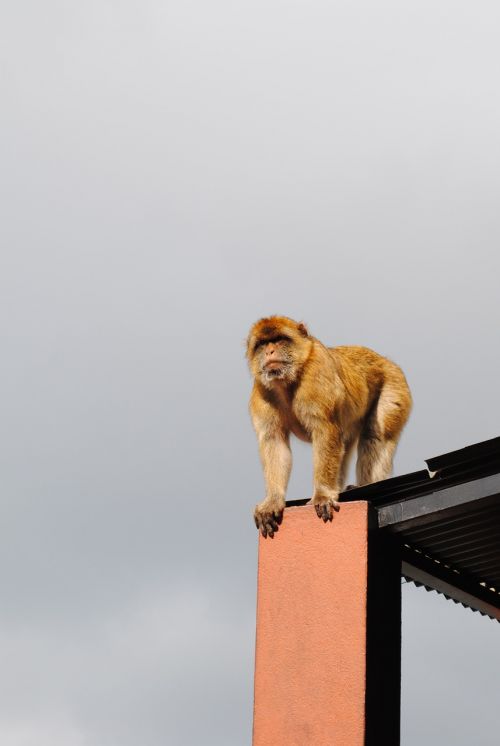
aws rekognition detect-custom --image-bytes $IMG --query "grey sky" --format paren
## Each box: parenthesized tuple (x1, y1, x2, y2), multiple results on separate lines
(1, 1, 500, 744)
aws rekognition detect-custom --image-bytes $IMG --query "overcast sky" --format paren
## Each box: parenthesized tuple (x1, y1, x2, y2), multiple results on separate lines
(2, 1, 500, 744)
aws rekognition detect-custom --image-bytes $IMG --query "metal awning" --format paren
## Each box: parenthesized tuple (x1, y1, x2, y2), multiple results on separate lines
(288, 436, 500, 620)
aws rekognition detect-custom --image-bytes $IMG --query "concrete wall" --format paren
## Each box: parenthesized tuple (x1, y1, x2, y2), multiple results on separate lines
(253, 502, 369, 746)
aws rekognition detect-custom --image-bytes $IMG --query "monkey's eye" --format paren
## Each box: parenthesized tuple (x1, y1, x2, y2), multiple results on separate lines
(267, 336, 290, 345)
(254, 335, 290, 352)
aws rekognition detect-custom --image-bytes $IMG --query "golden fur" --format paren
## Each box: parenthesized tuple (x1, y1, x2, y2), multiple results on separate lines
(247, 316, 412, 536)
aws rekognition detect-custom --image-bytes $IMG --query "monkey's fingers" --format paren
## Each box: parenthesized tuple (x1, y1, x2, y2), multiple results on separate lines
(313, 499, 340, 522)
(260, 521, 277, 538)
(325, 500, 341, 520)
(264, 515, 281, 538)
(322, 503, 333, 522)
(255, 512, 280, 538)
(314, 502, 331, 521)
(254, 515, 267, 537)
(256, 517, 267, 538)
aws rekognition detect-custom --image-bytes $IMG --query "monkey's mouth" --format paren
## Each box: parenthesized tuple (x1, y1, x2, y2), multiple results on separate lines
(264, 360, 286, 370)
(263, 361, 290, 380)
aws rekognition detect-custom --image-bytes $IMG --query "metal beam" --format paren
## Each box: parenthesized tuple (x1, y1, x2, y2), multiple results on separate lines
(377, 473, 500, 531)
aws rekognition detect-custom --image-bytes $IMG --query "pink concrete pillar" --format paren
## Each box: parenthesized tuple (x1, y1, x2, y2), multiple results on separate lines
(253, 502, 370, 746)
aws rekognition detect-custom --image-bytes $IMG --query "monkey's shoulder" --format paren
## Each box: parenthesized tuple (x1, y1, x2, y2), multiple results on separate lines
(330, 344, 406, 373)
(328, 345, 382, 363)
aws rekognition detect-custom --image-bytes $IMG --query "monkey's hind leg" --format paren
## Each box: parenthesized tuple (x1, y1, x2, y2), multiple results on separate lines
(356, 435, 398, 486)
(356, 378, 411, 486)
(337, 436, 357, 492)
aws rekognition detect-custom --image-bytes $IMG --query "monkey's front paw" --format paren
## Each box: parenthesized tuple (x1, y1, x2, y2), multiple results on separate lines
(309, 495, 341, 522)
(254, 501, 284, 538)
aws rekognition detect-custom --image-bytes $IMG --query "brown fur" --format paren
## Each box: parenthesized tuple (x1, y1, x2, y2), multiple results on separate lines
(246, 316, 412, 537)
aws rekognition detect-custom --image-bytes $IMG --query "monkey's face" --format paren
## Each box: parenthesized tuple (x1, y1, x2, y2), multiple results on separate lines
(255, 336, 294, 383)
(246, 316, 311, 388)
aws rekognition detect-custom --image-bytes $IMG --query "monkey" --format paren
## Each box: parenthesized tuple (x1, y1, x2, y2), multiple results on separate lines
(246, 316, 412, 537)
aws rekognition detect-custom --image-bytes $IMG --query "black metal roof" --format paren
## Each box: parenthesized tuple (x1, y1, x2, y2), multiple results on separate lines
(288, 436, 500, 621)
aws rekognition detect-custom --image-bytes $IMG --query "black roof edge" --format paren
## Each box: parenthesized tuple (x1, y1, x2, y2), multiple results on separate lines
(426, 435, 500, 475)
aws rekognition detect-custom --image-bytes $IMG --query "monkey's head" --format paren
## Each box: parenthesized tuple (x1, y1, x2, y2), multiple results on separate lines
(246, 316, 312, 387)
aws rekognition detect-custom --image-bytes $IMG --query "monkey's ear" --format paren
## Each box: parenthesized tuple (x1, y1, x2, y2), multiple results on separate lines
(297, 322, 309, 337)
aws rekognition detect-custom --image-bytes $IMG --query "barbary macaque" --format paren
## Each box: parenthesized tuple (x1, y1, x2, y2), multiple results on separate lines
(246, 316, 412, 537)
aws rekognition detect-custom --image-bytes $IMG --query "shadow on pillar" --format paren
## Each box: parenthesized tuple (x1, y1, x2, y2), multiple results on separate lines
(365, 507, 402, 746)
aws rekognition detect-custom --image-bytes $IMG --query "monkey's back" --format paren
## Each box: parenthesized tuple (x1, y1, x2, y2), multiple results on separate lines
(329, 344, 404, 375)
(327, 344, 411, 411)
